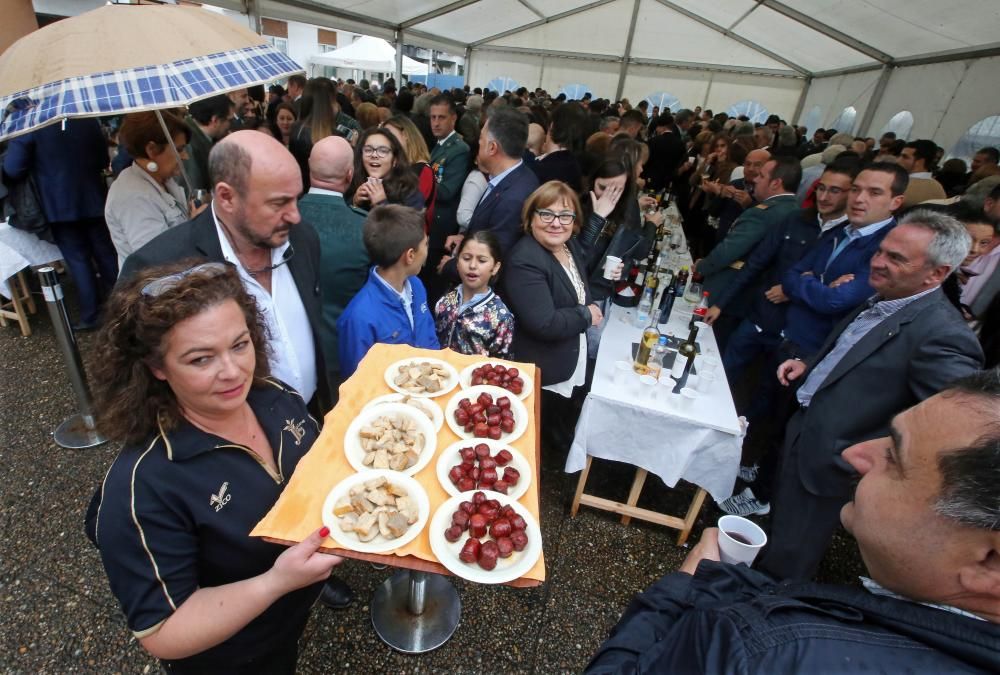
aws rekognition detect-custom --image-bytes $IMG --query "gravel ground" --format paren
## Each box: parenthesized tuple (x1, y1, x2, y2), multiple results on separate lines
(0, 277, 865, 674)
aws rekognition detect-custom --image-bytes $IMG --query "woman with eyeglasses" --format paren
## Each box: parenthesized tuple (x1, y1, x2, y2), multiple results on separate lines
(84, 261, 343, 673)
(345, 128, 425, 212)
(503, 181, 604, 396)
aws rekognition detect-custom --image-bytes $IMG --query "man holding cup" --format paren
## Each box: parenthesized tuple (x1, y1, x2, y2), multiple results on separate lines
(586, 371, 1000, 674)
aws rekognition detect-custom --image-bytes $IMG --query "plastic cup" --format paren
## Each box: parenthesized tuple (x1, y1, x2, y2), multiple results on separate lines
(717, 515, 767, 566)
(679, 387, 699, 406)
(603, 255, 623, 280)
(686, 373, 699, 391)
(639, 374, 658, 400)
(613, 360, 632, 387)
(697, 370, 716, 392)
(699, 355, 720, 375)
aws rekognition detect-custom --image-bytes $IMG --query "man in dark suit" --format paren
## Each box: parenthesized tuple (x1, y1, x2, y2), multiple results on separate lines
(120, 131, 331, 415)
(643, 114, 686, 193)
(439, 106, 539, 281)
(757, 209, 984, 581)
(297, 135, 369, 393)
(2, 118, 117, 331)
(183, 94, 234, 194)
(425, 94, 470, 302)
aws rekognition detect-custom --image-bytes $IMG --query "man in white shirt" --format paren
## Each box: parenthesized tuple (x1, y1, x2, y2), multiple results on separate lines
(899, 139, 947, 207)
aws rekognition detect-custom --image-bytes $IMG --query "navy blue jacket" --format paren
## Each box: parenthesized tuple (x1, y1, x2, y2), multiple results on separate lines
(587, 561, 1000, 674)
(2, 119, 107, 223)
(712, 209, 823, 334)
(466, 162, 540, 255)
(337, 267, 440, 377)
(782, 220, 894, 355)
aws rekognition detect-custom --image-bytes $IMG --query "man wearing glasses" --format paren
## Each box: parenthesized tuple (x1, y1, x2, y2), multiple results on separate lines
(120, 131, 331, 416)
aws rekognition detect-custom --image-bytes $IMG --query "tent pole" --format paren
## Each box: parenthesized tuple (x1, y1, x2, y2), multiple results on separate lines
(464, 46, 471, 87)
(701, 72, 714, 111)
(857, 65, 892, 137)
(394, 29, 404, 85)
(791, 76, 812, 126)
(244, 0, 262, 35)
(615, 0, 641, 101)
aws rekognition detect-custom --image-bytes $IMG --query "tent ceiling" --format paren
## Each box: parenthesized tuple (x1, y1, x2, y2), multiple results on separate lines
(254, 0, 1000, 77)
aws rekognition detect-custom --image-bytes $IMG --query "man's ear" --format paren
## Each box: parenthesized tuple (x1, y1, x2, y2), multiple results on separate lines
(957, 545, 1000, 600)
(214, 182, 237, 213)
(889, 194, 905, 213)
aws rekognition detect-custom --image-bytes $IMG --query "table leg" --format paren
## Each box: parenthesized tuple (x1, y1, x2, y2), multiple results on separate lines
(371, 569, 461, 653)
(621, 468, 649, 526)
(10, 274, 31, 337)
(19, 272, 36, 314)
(570, 455, 593, 517)
(675, 487, 708, 546)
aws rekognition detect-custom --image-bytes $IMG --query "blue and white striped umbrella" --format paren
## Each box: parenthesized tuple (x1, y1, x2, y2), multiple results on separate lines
(0, 4, 304, 142)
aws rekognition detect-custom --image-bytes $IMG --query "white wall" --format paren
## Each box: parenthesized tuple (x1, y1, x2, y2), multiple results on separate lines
(287, 21, 319, 72)
(796, 69, 882, 135)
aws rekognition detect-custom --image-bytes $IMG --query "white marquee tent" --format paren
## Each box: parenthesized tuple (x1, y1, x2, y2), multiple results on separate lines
(208, 0, 1000, 159)
(309, 35, 426, 76)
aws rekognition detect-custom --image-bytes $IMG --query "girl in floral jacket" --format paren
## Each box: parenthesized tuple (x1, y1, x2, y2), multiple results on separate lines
(435, 231, 515, 357)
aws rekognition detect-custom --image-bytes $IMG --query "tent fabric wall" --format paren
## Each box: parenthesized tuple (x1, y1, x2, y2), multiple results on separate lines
(801, 55, 1000, 155)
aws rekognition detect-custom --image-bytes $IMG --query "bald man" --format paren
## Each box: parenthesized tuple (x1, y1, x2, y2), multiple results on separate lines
(297, 136, 371, 388)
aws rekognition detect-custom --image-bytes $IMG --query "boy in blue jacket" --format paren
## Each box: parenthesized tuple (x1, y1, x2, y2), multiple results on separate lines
(338, 205, 441, 376)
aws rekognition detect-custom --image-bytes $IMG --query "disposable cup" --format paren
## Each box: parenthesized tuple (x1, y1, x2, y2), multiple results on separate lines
(699, 355, 720, 375)
(697, 371, 716, 392)
(679, 387, 699, 406)
(639, 374, 658, 400)
(613, 360, 632, 387)
(717, 515, 767, 566)
(686, 373, 700, 391)
(603, 255, 623, 280)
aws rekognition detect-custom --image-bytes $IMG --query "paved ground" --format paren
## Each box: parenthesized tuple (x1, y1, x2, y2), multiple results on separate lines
(0, 277, 865, 674)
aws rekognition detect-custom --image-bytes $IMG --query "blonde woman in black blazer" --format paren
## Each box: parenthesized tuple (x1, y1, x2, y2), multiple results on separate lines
(502, 181, 604, 391)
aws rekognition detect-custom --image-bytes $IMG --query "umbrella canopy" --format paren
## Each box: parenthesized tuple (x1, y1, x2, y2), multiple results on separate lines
(309, 36, 426, 76)
(0, 4, 304, 141)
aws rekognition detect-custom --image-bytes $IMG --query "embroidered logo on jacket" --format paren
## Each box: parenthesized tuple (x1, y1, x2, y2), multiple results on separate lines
(210, 482, 232, 512)
(283, 418, 306, 446)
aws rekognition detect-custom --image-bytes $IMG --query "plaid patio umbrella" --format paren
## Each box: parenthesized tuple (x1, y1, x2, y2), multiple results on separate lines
(0, 3, 304, 142)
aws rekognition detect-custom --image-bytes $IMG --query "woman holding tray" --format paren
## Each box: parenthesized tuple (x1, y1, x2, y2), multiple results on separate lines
(84, 260, 346, 673)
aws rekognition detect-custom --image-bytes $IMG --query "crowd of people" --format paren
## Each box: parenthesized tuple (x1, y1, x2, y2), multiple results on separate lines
(3, 75, 999, 672)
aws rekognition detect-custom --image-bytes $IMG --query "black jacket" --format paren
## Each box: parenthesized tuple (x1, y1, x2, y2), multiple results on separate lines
(118, 209, 332, 412)
(643, 129, 686, 193)
(529, 149, 583, 193)
(588, 561, 1000, 674)
(502, 236, 592, 386)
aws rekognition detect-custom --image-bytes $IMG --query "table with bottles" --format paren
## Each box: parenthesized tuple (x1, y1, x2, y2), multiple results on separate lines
(565, 214, 743, 545)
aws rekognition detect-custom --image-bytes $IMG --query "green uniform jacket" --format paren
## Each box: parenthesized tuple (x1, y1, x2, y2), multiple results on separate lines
(297, 190, 370, 381)
(699, 193, 799, 313)
(181, 117, 213, 194)
(429, 132, 470, 253)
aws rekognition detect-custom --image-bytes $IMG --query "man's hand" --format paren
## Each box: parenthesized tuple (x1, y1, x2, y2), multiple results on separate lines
(679, 527, 722, 575)
(731, 189, 753, 208)
(704, 306, 721, 325)
(443, 234, 464, 255)
(828, 273, 855, 289)
(777, 359, 807, 386)
(764, 284, 788, 304)
(701, 179, 722, 196)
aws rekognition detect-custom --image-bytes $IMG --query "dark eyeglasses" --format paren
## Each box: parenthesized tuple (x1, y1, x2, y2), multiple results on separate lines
(244, 244, 295, 277)
(362, 145, 392, 158)
(141, 262, 231, 297)
(535, 209, 576, 226)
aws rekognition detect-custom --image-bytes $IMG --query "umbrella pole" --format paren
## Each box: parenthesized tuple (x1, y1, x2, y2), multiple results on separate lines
(155, 109, 195, 198)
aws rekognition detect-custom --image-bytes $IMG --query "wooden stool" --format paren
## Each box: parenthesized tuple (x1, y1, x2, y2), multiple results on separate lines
(0, 270, 37, 337)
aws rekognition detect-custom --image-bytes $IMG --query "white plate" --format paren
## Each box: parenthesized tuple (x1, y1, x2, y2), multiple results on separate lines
(362, 393, 444, 433)
(321, 470, 430, 554)
(343, 403, 437, 476)
(458, 361, 533, 401)
(434, 439, 532, 501)
(428, 491, 542, 584)
(383, 357, 459, 398)
(444, 385, 528, 444)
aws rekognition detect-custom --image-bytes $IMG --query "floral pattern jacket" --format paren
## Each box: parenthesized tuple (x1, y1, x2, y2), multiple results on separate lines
(434, 288, 515, 357)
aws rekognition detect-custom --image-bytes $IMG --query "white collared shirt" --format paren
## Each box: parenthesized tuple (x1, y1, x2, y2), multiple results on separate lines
(910, 171, 933, 180)
(436, 130, 457, 146)
(211, 206, 317, 402)
(306, 187, 344, 198)
(818, 213, 849, 234)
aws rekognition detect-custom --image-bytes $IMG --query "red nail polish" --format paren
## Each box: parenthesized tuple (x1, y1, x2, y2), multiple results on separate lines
(319, 526, 330, 538)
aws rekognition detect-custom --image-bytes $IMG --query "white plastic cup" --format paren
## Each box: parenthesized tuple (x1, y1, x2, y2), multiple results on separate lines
(700, 355, 720, 375)
(603, 255, 623, 280)
(697, 370, 716, 392)
(679, 387, 699, 406)
(717, 515, 767, 565)
(686, 373, 699, 391)
(639, 374, 658, 400)
(614, 360, 632, 386)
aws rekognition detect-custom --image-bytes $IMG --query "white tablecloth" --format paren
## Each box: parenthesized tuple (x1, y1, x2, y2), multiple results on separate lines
(565, 298, 743, 503)
(0, 221, 62, 299)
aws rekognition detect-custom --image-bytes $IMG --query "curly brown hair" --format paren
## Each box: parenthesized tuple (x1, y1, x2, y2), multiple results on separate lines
(89, 260, 270, 444)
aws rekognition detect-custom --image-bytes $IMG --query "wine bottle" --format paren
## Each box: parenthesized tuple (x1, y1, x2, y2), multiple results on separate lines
(633, 315, 661, 374)
(672, 325, 699, 393)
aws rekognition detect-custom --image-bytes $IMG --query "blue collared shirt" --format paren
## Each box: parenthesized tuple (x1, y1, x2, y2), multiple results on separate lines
(456, 285, 491, 313)
(797, 286, 938, 407)
(823, 216, 894, 281)
(478, 160, 524, 205)
(371, 267, 414, 329)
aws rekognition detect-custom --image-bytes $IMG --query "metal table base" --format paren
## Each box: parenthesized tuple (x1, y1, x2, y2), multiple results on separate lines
(371, 570, 461, 653)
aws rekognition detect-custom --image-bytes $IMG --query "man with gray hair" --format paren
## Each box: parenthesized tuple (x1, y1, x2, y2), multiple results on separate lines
(757, 208, 984, 581)
(588, 370, 1000, 673)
